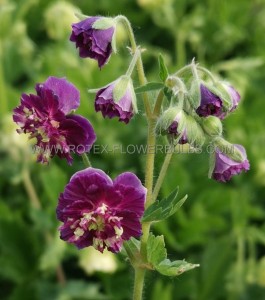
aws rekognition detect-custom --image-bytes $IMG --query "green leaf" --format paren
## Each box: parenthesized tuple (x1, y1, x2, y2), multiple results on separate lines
(146, 234, 199, 277)
(158, 54, 169, 82)
(92, 17, 115, 30)
(142, 187, 187, 222)
(147, 234, 166, 266)
(134, 82, 164, 94)
(156, 259, 200, 276)
(123, 237, 141, 263)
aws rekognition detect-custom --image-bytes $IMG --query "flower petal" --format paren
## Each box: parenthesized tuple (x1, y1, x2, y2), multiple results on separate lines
(42, 77, 80, 114)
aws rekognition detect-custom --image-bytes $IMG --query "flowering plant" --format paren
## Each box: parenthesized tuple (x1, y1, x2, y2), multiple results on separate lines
(12, 13, 250, 300)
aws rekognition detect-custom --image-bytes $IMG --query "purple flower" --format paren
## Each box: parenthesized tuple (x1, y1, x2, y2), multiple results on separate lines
(57, 168, 146, 253)
(95, 78, 136, 124)
(13, 76, 96, 164)
(212, 144, 250, 182)
(70, 17, 115, 68)
(196, 84, 223, 118)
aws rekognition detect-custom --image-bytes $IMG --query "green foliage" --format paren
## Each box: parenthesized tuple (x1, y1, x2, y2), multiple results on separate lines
(158, 54, 169, 82)
(134, 82, 164, 94)
(142, 187, 187, 222)
(147, 234, 199, 276)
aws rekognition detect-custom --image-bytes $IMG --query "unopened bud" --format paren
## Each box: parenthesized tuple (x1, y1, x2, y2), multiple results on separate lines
(202, 116, 222, 137)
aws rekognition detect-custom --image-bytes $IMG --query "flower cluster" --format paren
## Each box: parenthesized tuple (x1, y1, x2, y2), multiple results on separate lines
(156, 69, 249, 182)
(57, 168, 146, 252)
(13, 77, 96, 164)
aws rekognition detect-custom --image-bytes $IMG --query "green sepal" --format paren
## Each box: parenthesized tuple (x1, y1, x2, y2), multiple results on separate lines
(155, 107, 185, 136)
(188, 79, 201, 109)
(158, 54, 169, 82)
(185, 115, 205, 148)
(156, 259, 200, 276)
(208, 149, 216, 178)
(134, 82, 164, 94)
(203, 81, 233, 111)
(146, 234, 199, 277)
(111, 27, 117, 53)
(92, 17, 115, 30)
(213, 137, 244, 162)
(142, 187, 187, 222)
(113, 76, 130, 102)
(74, 12, 90, 21)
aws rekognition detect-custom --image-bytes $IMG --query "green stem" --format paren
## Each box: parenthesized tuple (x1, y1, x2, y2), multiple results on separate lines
(152, 149, 174, 202)
(116, 16, 152, 118)
(153, 90, 164, 117)
(133, 268, 146, 300)
(81, 153, 91, 167)
(126, 47, 141, 77)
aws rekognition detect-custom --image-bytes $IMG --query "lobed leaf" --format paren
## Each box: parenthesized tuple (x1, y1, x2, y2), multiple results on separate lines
(142, 187, 187, 222)
(134, 82, 164, 94)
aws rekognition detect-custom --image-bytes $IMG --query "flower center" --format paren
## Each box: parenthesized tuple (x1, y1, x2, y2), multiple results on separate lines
(73, 203, 124, 252)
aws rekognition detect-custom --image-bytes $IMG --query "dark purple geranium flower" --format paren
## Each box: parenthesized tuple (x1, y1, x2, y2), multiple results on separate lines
(13, 77, 96, 164)
(196, 84, 223, 118)
(57, 168, 146, 253)
(70, 17, 115, 68)
(95, 78, 136, 124)
(212, 144, 250, 182)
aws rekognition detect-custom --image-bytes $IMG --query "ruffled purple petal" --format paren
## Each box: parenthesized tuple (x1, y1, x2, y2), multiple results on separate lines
(58, 168, 113, 212)
(119, 211, 142, 240)
(60, 115, 96, 154)
(113, 172, 146, 216)
(40, 77, 80, 114)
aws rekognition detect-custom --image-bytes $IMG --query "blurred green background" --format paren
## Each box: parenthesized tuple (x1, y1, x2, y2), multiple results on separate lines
(1, 0, 265, 299)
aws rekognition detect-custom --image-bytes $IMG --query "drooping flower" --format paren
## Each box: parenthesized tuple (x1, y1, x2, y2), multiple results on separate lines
(57, 168, 146, 253)
(212, 144, 250, 182)
(196, 83, 241, 119)
(13, 76, 96, 164)
(94, 76, 137, 124)
(196, 84, 223, 118)
(70, 16, 115, 68)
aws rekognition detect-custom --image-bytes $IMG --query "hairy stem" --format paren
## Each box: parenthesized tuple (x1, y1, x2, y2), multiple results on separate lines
(116, 16, 152, 118)
(152, 149, 174, 202)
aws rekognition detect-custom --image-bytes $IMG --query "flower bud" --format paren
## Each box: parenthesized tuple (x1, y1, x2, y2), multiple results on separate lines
(202, 116, 222, 137)
(156, 107, 205, 147)
(94, 76, 137, 124)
